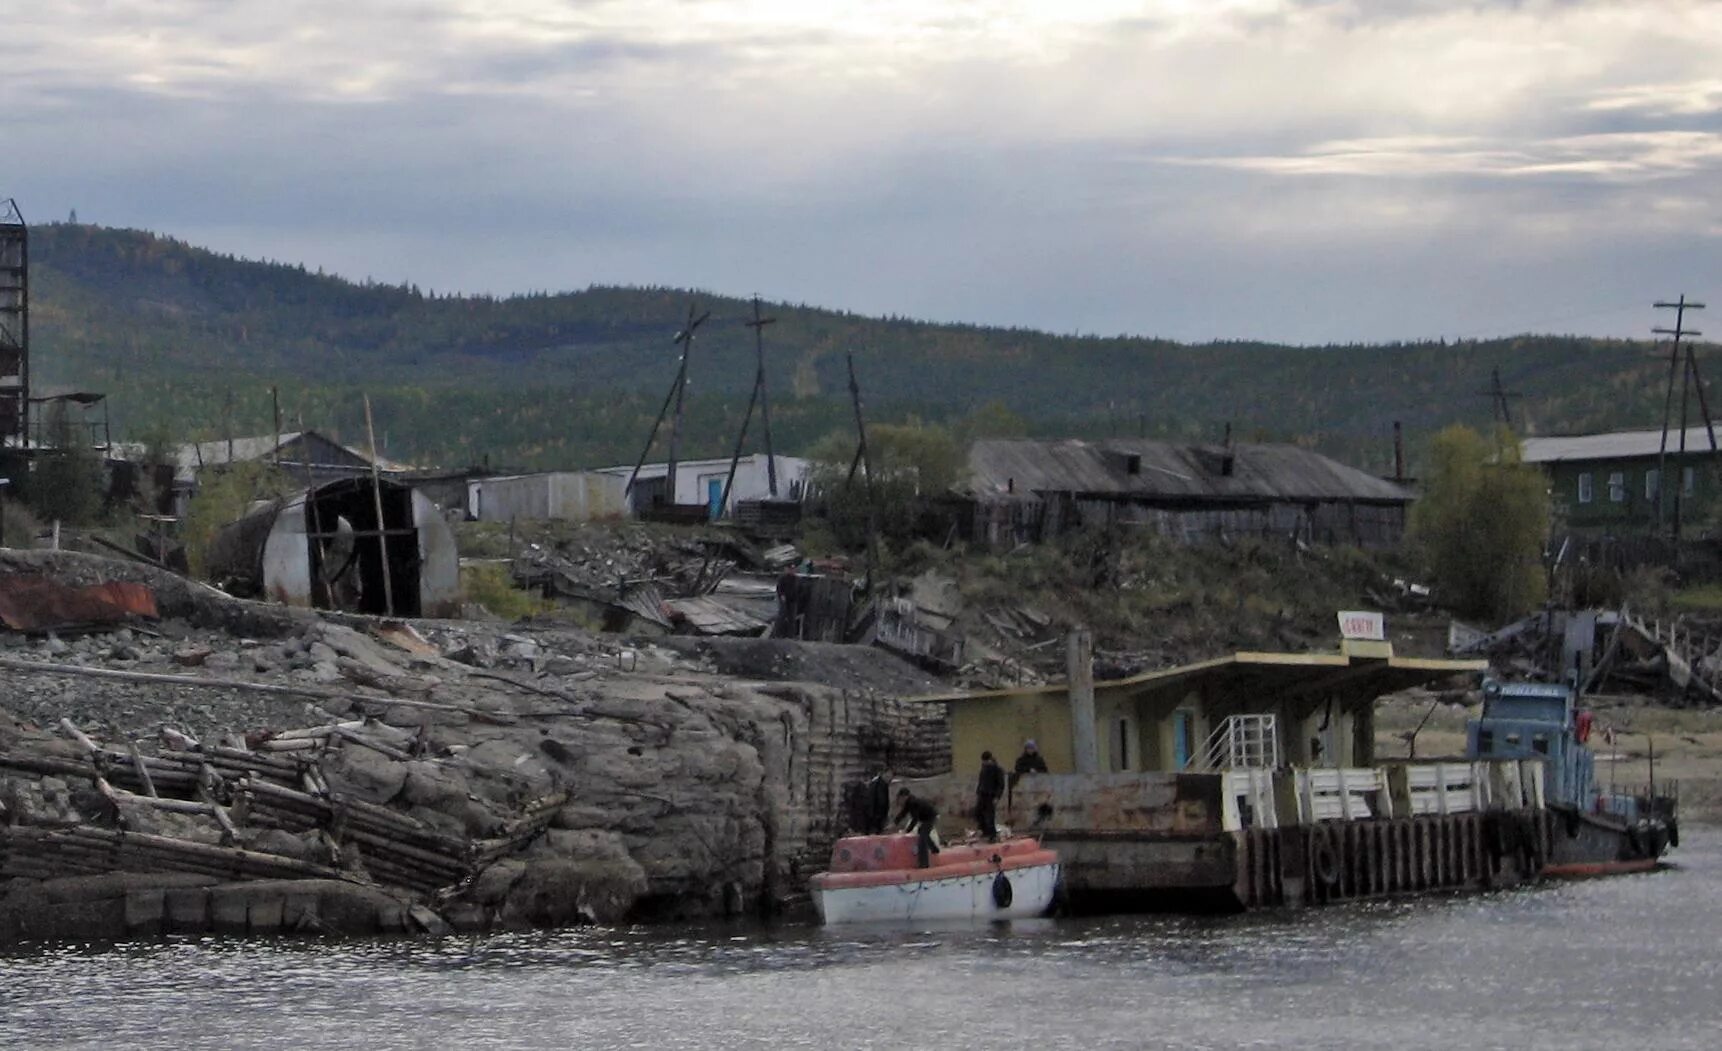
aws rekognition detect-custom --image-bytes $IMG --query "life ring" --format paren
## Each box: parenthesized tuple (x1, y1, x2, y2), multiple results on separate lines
(992, 872, 1014, 909)
(1311, 828, 1341, 887)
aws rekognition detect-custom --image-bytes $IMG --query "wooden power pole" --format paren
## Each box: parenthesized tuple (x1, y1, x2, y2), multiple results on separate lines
(1655, 295, 1708, 540)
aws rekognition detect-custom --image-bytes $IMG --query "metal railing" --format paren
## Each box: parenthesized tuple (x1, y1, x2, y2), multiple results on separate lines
(1190, 714, 1279, 771)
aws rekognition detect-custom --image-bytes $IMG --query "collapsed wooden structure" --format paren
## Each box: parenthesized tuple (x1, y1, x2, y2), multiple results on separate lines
(0, 720, 563, 904)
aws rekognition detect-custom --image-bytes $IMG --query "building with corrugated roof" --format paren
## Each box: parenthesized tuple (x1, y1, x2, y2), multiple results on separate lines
(1520, 426, 1721, 535)
(956, 438, 1414, 548)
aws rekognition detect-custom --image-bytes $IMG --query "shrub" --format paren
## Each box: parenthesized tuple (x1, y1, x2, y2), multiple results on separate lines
(1409, 425, 1548, 621)
(182, 461, 298, 577)
(460, 562, 550, 620)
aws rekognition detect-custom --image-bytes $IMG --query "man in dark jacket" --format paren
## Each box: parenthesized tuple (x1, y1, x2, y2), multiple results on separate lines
(975, 752, 1006, 841)
(862, 768, 894, 834)
(893, 788, 940, 868)
(1014, 740, 1049, 775)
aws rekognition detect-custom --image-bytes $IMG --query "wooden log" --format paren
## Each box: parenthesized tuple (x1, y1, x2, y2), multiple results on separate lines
(258, 738, 323, 752)
(243, 781, 465, 854)
(271, 721, 365, 742)
(58, 719, 102, 757)
(0, 752, 103, 780)
(37, 826, 353, 882)
(333, 728, 414, 762)
(196, 780, 241, 842)
(128, 741, 158, 798)
(161, 728, 200, 751)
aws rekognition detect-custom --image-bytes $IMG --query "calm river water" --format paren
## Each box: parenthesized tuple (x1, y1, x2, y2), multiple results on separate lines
(5, 831, 1721, 1050)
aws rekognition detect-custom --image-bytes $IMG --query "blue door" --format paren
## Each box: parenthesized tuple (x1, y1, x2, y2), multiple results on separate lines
(1172, 711, 1192, 769)
(707, 478, 724, 520)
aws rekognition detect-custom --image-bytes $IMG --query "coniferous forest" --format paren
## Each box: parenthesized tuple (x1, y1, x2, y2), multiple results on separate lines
(26, 223, 1700, 474)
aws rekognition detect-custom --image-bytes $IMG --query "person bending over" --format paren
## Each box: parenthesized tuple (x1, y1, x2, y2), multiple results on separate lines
(894, 788, 941, 868)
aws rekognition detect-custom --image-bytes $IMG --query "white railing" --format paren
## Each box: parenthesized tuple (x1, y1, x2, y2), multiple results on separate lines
(1191, 714, 1279, 771)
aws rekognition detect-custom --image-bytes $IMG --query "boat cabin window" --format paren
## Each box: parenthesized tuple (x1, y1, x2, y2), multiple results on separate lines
(1505, 733, 1522, 747)
(1532, 734, 1551, 755)
(1476, 729, 1493, 753)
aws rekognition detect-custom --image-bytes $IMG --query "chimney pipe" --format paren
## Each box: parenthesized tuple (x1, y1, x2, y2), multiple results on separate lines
(1393, 422, 1405, 482)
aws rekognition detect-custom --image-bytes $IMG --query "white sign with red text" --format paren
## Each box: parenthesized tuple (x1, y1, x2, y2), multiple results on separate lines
(1337, 610, 1385, 641)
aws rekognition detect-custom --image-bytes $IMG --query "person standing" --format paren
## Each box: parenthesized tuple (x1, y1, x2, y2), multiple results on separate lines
(1014, 740, 1049, 776)
(893, 788, 940, 868)
(862, 767, 894, 834)
(975, 751, 1005, 841)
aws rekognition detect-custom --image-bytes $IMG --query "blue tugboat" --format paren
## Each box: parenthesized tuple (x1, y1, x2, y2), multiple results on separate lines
(1468, 679, 1677, 876)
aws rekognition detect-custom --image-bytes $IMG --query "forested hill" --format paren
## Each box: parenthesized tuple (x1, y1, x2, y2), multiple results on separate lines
(26, 222, 1695, 473)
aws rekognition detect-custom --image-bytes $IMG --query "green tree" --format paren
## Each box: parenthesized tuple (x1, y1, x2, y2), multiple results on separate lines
(27, 402, 106, 525)
(128, 420, 180, 516)
(1410, 425, 1548, 621)
(182, 461, 297, 578)
(954, 400, 1029, 442)
(808, 420, 964, 547)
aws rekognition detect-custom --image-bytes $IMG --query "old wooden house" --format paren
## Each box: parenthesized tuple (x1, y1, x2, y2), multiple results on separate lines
(957, 438, 1414, 549)
(1521, 426, 1722, 535)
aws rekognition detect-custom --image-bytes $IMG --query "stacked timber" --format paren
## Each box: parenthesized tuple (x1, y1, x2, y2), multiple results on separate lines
(0, 825, 349, 884)
(0, 719, 568, 904)
(239, 780, 472, 894)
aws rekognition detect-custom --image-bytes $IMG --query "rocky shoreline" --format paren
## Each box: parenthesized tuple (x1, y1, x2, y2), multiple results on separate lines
(0, 550, 950, 944)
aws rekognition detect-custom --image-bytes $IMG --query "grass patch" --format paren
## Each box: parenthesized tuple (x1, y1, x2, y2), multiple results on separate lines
(460, 562, 551, 621)
(1670, 584, 1722, 612)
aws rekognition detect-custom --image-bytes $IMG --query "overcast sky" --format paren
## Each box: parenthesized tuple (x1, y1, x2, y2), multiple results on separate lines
(4, 0, 1719, 343)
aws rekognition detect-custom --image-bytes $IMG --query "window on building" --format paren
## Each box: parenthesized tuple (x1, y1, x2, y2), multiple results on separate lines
(1609, 472, 1626, 503)
(1684, 466, 1696, 495)
(1646, 469, 1661, 501)
(1577, 472, 1594, 504)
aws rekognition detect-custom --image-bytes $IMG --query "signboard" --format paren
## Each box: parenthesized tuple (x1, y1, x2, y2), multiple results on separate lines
(1337, 610, 1385, 642)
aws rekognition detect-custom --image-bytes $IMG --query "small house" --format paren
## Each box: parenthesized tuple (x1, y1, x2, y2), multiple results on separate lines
(467, 471, 629, 524)
(592, 453, 810, 518)
(1521, 426, 1721, 535)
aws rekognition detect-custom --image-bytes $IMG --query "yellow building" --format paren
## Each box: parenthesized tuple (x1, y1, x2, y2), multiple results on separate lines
(915, 640, 1485, 776)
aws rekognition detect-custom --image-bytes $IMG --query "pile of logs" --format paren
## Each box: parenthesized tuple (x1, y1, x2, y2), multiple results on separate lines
(0, 719, 565, 900)
(240, 780, 470, 894)
(0, 824, 346, 883)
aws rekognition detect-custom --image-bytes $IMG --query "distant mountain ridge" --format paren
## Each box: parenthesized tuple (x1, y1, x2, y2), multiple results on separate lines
(24, 222, 1695, 473)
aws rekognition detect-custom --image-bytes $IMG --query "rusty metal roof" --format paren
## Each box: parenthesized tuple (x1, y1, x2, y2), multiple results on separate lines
(0, 576, 159, 632)
(962, 438, 1412, 504)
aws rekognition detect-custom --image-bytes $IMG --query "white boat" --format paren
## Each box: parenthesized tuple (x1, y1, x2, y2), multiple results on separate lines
(810, 833, 1061, 924)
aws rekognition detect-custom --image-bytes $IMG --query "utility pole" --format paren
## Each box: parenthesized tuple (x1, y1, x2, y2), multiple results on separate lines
(1655, 295, 1707, 540)
(1476, 367, 1523, 431)
(846, 352, 880, 598)
(665, 303, 707, 508)
(625, 303, 708, 510)
(746, 295, 779, 497)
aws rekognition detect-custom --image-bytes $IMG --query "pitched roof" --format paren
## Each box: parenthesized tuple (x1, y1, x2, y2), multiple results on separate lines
(1520, 426, 1722, 464)
(962, 438, 1413, 504)
(111, 429, 411, 483)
